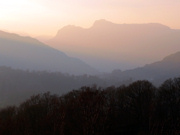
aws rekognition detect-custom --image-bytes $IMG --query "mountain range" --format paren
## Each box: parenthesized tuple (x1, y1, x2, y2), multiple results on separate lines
(0, 30, 98, 75)
(47, 19, 180, 72)
(0, 26, 180, 106)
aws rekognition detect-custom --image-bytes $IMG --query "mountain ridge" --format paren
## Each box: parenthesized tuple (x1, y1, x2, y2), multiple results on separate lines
(0, 30, 98, 75)
(47, 19, 180, 72)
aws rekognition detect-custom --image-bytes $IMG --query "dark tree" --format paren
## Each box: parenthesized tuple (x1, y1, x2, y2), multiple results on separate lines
(154, 78, 180, 134)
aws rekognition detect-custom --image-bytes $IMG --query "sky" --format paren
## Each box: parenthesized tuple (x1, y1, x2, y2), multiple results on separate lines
(0, 0, 180, 37)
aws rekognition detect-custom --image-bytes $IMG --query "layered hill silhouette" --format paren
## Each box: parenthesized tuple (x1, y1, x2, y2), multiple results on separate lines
(47, 19, 180, 72)
(103, 51, 180, 86)
(0, 30, 98, 75)
(0, 51, 180, 107)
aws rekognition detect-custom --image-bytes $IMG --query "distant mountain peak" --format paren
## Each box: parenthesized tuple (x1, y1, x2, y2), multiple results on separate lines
(56, 25, 85, 36)
(93, 19, 110, 24)
(92, 19, 115, 28)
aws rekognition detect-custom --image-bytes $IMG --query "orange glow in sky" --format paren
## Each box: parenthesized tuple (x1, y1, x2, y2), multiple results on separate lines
(0, 0, 180, 37)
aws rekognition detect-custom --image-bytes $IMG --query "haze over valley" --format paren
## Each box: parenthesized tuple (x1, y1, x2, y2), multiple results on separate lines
(1, 20, 180, 106)
(0, 28, 180, 107)
(0, 0, 180, 134)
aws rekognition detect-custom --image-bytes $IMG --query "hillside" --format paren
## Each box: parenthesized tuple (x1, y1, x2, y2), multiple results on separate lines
(0, 66, 104, 107)
(1, 51, 180, 106)
(103, 51, 180, 86)
(0, 30, 98, 75)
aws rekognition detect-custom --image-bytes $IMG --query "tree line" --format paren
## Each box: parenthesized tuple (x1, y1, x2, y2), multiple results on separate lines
(0, 78, 180, 135)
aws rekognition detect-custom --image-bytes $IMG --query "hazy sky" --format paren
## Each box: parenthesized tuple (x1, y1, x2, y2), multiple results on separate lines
(0, 0, 180, 37)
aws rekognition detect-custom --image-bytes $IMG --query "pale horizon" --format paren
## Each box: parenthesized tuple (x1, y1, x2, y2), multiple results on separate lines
(0, 0, 180, 37)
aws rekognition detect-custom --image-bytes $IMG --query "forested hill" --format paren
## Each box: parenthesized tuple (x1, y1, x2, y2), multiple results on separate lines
(0, 78, 180, 134)
(0, 66, 105, 107)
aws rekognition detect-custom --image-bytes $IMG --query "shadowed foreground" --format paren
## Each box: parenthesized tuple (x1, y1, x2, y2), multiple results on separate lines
(0, 78, 180, 135)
